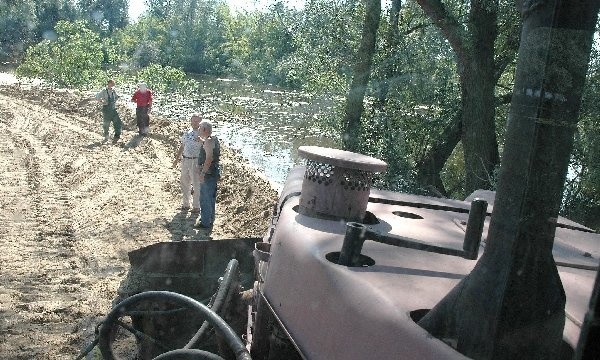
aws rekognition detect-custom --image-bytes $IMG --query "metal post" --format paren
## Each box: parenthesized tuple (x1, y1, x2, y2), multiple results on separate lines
(338, 222, 367, 266)
(463, 199, 488, 260)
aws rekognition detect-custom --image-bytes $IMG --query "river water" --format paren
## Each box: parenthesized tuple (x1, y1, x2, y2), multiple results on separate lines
(150, 75, 341, 191)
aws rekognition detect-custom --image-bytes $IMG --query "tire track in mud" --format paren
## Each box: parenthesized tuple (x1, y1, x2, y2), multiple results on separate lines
(0, 90, 213, 359)
(0, 106, 80, 358)
(0, 93, 179, 358)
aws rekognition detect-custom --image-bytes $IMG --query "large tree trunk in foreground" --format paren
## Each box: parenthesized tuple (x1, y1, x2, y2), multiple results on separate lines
(342, 0, 381, 152)
(418, 1, 600, 359)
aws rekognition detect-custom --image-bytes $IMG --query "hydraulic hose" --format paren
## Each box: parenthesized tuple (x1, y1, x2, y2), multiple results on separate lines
(184, 258, 240, 349)
(153, 348, 226, 360)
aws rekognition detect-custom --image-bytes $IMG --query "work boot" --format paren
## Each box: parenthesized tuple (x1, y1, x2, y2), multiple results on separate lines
(194, 222, 213, 230)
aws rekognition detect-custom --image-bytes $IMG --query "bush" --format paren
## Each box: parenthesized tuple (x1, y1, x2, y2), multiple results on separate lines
(135, 63, 197, 92)
(16, 20, 104, 87)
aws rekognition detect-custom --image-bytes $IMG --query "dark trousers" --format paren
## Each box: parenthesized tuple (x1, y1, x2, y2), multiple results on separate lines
(102, 106, 122, 139)
(136, 106, 150, 134)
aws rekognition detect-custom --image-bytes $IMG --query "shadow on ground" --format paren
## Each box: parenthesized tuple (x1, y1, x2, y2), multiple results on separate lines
(166, 209, 212, 241)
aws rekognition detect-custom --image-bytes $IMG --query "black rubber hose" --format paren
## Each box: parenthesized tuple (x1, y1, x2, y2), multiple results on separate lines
(115, 319, 170, 351)
(74, 337, 99, 360)
(75, 321, 105, 359)
(98, 290, 251, 360)
(184, 258, 239, 349)
(153, 348, 226, 360)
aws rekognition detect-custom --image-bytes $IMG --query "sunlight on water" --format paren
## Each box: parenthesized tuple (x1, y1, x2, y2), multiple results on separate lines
(147, 75, 339, 190)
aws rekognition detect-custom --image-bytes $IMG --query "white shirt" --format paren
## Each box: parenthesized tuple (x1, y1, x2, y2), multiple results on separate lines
(181, 129, 203, 158)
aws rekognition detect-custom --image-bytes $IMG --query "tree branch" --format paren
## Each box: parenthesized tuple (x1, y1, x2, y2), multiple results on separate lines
(414, 0, 468, 63)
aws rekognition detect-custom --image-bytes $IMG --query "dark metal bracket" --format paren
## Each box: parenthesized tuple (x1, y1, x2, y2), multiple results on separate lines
(338, 199, 488, 266)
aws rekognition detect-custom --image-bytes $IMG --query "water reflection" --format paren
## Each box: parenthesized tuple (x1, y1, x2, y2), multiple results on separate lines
(218, 121, 337, 191)
(151, 75, 340, 191)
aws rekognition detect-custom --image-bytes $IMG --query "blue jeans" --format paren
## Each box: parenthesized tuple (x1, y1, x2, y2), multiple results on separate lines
(199, 174, 218, 227)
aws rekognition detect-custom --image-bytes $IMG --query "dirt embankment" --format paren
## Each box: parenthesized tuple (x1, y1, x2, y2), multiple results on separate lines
(0, 82, 278, 359)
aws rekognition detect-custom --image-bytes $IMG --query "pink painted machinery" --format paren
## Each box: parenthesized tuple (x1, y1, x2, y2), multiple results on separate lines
(248, 146, 599, 360)
(96, 146, 599, 360)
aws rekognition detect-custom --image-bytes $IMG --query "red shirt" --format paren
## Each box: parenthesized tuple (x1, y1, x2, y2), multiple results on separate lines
(131, 90, 153, 107)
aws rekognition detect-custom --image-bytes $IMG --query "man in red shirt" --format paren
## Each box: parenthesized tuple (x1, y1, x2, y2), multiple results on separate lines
(131, 82, 153, 135)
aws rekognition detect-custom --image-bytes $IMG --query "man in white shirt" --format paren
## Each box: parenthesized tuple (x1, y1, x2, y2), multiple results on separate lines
(172, 114, 203, 212)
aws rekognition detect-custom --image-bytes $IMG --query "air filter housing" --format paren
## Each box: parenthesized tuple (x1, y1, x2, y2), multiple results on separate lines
(297, 146, 387, 222)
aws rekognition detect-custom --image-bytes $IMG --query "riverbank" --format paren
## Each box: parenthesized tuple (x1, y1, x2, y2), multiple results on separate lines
(0, 80, 278, 358)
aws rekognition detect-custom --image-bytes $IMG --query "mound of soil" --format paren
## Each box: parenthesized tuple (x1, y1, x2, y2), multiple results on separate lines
(0, 81, 278, 359)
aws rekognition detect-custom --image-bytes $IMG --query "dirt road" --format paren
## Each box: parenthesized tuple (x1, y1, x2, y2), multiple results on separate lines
(0, 82, 277, 359)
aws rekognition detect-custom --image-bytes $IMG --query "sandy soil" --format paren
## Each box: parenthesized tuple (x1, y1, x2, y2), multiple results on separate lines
(0, 80, 278, 359)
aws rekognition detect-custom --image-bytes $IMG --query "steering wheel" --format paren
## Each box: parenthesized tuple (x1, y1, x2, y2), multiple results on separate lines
(98, 290, 251, 360)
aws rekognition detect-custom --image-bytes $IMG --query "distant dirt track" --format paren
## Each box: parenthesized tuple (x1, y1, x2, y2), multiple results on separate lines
(0, 83, 277, 359)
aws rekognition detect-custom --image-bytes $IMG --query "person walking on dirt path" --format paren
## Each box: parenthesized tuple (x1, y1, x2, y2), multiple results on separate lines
(131, 82, 152, 136)
(195, 119, 221, 231)
(95, 79, 122, 144)
(172, 114, 203, 213)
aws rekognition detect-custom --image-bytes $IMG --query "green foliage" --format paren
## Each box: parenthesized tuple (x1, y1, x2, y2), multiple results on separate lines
(34, 0, 79, 40)
(288, 0, 362, 92)
(227, 3, 299, 86)
(192, 2, 233, 74)
(358, 2, 463, 193)
(101, 34, 128, 68)
(0, 1, 36, 61)
(0, 0, 80, 62)
(561, 41, 600, 230)
(135, 63, 197, 92)
(441, 144, 466, 199)
(363, 109, 418, 193)
(16, 20, 104, 87)
(224, 0, 365, 91)
(111, 16, 172, 69)
(77, 0, 129, 34)
(139, 0, 233, 74)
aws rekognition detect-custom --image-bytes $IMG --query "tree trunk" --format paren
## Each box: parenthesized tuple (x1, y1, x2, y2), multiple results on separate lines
(418, 1, 600, 359)
(415, 0, 500, 195)
(374, 0, 401, 106)
(460, 1, 499, 194)
(342, 0, 381, 152)
(414, 112, 462, 196)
